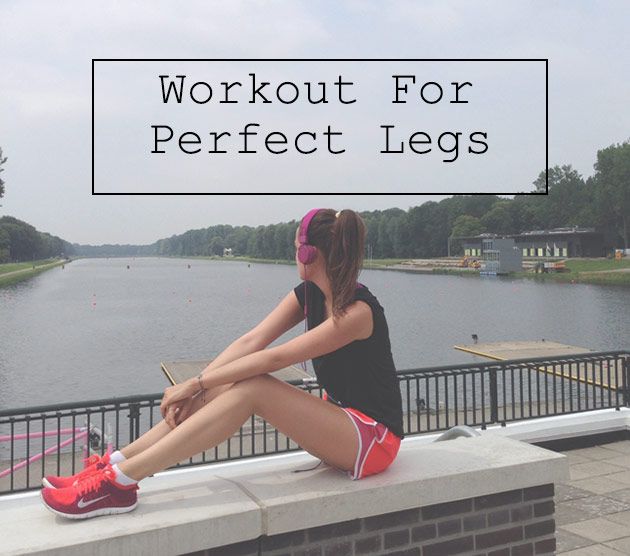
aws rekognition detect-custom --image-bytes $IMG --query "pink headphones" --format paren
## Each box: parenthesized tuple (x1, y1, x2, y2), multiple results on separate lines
(297, 208, 322, 265)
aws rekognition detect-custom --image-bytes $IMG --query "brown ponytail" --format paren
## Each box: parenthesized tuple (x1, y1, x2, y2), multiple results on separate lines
(306, 209, 366, 317)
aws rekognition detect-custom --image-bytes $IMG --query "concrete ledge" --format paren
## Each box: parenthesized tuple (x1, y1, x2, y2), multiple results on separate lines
(230, 435, 568, 536)
(2, 434, 568, 556)
(2, 475, 261, 556)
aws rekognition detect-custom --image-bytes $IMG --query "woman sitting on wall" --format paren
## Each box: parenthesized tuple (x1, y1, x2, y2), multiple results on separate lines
(41, 208, 404, 519)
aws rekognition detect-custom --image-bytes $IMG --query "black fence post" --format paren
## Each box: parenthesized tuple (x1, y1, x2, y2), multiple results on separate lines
(624, 356, 630, 408)
(490, 366, 498, 424)
(128, 403, 141, 443)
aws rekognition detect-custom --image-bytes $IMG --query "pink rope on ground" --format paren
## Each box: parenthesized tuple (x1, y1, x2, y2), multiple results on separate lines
(0, 431, 89, 479)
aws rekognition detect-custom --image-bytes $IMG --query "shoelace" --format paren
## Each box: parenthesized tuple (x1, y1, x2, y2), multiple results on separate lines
(76, 468, 111, 497)
(82, 454, 101, 469)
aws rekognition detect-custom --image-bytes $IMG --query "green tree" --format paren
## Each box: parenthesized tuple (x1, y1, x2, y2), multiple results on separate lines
(376, 218, 393, 258)
(361, 211, 380, 259)
(407, 202, 448, 257)
(0, 227, 9, 262)
(208, 236, 225, 256)
(0, 147, 6, 201)
(546, 166, 587, 226)
(481, 201, 514, 234)
(449, 214, 486, 256)
(527, 165, 589, 230)
(248, 226, 265, 258)
(262, 225, 277, 258)
(533, 169, 547, 193)
(225, 226, 251, 256)
(593, 140, 630, 249)
(440, 195, 499, 232)
(451, 214, 486, 238)
(281, 222, 298, 260)
(388, 213, 410, 258)
(0, 216, 42, 261)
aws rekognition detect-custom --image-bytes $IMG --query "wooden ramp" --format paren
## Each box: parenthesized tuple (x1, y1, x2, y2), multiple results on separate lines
(161, 360, 312, 385)
(454, 340, 620, 391)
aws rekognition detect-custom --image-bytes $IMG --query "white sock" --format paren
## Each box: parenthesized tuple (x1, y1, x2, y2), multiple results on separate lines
(109, 450, 126, 464)
(112, 463, 138, 486)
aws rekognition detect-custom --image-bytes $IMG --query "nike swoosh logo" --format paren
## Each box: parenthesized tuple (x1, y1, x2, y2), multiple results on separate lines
(77, 495, 109, 509)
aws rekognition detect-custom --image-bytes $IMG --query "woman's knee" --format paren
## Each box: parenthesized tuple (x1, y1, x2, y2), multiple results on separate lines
(172, 378, 262, 429)
(229, 375, 269, 409)
(231, 374, 268, 390)
(176, 380, 250, 426)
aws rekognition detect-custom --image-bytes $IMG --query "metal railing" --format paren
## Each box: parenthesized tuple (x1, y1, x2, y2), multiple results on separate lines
(1, 350, 628, 495)
(397, 350, 629, 434)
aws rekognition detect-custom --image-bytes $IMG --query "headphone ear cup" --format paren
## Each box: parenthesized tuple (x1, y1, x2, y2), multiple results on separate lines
(298, 244, 317, 265)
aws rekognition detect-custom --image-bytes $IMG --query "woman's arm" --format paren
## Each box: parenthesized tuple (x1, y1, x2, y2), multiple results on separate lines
(197, 299, 373, 390)
(160, 290, 305, 419)
(201, 290, 305, 373)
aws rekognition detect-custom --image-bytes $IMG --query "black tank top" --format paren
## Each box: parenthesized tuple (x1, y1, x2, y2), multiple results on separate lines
(293, 281, 404, 438)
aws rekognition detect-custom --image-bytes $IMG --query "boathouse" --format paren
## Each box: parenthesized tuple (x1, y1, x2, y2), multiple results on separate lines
(461, 227, 603, 258)
(513, 227, 603, 257)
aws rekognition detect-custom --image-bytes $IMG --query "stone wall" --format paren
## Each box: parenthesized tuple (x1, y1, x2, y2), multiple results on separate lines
(186, 484, 556, 556)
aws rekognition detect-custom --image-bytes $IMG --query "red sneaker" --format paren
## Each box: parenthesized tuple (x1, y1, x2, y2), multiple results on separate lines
(41, 464, 138, 519)
(42, 452, 111, 489)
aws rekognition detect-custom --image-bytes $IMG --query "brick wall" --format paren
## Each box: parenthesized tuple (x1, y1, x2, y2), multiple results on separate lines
(185, 484, 556, 556)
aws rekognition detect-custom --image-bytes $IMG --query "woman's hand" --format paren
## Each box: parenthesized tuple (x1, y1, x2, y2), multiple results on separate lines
(165, 396, 197, 429)
(160, 379, 200, 427)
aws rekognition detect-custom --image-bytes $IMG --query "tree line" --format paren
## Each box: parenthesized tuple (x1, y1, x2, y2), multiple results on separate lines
(0, 216, 75, 263)
(0, 140, 628, 263)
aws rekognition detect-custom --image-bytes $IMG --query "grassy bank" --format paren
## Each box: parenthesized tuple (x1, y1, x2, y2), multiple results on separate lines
(158, 255, 630, 287)
(0, 260, 57, 275)
(190, 256, 410, 267)
(364, 259, 407, 268)
(190, 255, 410, 269)
(514, 258, 630, 287)
(0, 258, 68, 287)
(186, 255, 294, 265)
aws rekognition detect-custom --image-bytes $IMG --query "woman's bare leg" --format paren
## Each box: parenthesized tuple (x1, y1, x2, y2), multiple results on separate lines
(117, 374, 358, 481)
(119, 383, 234, 459)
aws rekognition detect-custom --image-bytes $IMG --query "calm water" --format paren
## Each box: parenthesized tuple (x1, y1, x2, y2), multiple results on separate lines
(1, 257, 629, 409)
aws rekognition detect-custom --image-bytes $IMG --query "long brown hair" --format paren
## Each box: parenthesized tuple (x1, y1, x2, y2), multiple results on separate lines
(304, 209, 366, 318)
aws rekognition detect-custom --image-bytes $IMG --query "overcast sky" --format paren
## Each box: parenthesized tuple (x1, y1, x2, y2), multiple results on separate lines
(2, 1, 629, 245)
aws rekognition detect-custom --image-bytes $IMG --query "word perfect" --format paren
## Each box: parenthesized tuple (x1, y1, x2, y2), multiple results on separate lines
(151, 123, 346, 155)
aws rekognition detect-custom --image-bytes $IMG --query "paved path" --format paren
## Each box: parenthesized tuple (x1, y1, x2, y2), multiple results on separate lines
(556, 439, 630, 554)
(0, 261, 64, 279)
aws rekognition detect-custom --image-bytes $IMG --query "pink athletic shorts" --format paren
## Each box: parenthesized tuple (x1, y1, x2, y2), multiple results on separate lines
(324, 392, 401, 480)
